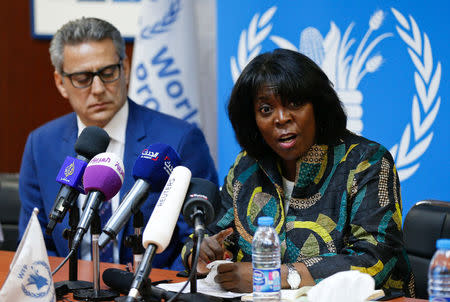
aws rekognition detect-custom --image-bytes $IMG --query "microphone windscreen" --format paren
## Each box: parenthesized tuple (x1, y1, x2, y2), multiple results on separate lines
(142, 166, 191, 253)
(83, 152, 124, 200)
(102, 268, 135, 294)
(102, 269, 169, 300)
(183, 178, 220, 227)
(132, 143, 180, 191)
(74, 126, 110, 159)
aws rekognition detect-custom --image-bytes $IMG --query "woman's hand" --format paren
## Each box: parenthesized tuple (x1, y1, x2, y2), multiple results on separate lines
(190, 227, 234, 274)
(215, 262, 253, 293)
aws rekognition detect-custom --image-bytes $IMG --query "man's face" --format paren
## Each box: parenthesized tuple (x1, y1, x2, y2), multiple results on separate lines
(54, 39, 130, 128)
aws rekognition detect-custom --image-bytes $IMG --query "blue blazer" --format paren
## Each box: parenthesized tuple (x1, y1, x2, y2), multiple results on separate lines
(18, 100, 218, 270)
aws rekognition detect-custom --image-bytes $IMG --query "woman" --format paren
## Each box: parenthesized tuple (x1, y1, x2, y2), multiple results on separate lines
(183, 49, 414, 296)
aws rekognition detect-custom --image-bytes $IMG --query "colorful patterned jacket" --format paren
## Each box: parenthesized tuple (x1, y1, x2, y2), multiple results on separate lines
(187, 132, 414, 296)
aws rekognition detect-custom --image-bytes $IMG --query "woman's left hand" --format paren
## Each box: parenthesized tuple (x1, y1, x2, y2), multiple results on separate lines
(214, 262, 253, 293)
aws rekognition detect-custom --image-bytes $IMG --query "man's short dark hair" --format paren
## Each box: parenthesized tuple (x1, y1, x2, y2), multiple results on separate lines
(227, 48, 347, 159)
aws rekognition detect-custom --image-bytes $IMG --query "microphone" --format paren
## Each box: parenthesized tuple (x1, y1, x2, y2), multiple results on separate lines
(103, 268, 171, 298)
(98, 143, 180, 249)
(103, 268, 215, 301)
(126, 166, 191, 302)
(46, 126, 110, 234)
(182, 178, 220, 236)
(70, 152, 124, 253)
(103, 268, 149, 295)
(182, 178, 220, 294)
(104, 268, 178, 300)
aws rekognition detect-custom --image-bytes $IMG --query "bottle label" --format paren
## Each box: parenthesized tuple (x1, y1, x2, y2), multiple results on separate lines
(253, 268, 281, 293)
(430, 297, 450, 302)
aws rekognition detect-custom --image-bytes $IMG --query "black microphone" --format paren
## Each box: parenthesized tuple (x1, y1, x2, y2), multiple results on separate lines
(102, 268, 181, 300)
(182, 178, 220, 236)
(103, 269, 219, 302)
(46, 126, 109, 234)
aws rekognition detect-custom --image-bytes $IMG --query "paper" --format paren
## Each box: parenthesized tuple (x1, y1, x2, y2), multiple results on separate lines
(158, 262, 383, 302)
(157, 279, 247, 299)
(157, 260, 248, 299)
(241, 287, 312, 301)
(307, 271, 375, 302)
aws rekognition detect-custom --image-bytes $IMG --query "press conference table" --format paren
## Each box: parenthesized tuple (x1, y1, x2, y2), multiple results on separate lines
(0, 250, 426, 302)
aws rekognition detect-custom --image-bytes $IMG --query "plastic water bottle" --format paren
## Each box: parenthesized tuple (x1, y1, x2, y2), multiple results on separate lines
(428, 238, 450, 301)
(252, 216, 281, 301)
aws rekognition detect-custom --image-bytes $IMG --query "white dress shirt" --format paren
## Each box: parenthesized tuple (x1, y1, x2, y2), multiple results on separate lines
(77, 102, 128, 263)
(282, 176, 294, 215)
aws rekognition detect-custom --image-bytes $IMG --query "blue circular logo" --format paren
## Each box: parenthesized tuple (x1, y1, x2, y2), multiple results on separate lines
(17, 261, 53, 298)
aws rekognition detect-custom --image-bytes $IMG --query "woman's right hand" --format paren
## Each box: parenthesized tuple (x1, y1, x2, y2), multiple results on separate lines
(190, 227, 234, 274)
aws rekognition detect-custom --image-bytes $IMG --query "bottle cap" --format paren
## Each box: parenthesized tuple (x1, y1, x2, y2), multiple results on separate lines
(257, 216, 274, 226)
(436, 238, 450, 249)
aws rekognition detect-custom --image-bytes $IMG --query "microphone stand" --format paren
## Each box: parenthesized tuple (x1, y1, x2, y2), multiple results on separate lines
(124, 210, 145, 271)
(54, 204, 92, 297)
(73, 210, 119, 301)
(189, 212, 206, 294)
(190, 234, 199, 294)
(113, 212, 218, 302)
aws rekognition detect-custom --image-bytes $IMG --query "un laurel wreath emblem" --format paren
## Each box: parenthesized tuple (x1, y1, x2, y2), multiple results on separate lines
(139, 0, 181, 39)
(18, 261, 54, 299)
(230, 7, 442, 182)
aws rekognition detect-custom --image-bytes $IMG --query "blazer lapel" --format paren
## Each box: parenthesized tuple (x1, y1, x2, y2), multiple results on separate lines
(61, 113, 78, 156)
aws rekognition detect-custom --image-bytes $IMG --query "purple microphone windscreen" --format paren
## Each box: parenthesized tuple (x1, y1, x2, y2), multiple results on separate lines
(132, 143, 181, 191)
(74, 126, 110, 160)
(83, 152, 125, 200)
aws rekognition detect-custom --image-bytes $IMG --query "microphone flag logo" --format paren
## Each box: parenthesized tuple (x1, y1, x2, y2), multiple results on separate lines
(141, 149, 160, 161)
(64, 161, 75, 179)
(56, 156, 88, 193)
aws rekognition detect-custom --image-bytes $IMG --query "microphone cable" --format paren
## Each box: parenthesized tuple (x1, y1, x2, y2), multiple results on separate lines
(166, 231, 204, 302)
(51, 248, 75, 276)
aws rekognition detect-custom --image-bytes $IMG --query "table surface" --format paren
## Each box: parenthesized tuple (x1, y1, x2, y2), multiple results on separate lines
(0, 250, 426, 301)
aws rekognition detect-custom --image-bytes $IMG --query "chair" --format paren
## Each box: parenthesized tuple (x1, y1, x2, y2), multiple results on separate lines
(403, 200, 450, 299)
(0, 173, 21, 251)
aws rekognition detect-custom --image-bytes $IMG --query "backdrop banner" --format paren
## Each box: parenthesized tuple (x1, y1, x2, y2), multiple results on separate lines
(217, 0, 449, 217)
(129, 0, 202, 127)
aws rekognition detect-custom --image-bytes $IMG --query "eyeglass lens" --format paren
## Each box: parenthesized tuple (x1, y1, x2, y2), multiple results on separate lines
(69, 64, 121, 88)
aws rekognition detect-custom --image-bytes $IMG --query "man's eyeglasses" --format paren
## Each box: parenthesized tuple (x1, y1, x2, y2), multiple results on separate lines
(62, 61, 122, 88)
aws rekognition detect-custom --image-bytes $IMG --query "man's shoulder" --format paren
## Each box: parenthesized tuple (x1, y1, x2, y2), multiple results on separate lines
(129, 100, 195, 130)
(29, 112, 76, 139)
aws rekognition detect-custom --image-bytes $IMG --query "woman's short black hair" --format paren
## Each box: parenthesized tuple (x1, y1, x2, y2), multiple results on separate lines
(227, 48, 347, 159)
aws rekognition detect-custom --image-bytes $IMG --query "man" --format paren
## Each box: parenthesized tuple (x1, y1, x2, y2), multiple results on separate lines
(18, 17, 217, 270)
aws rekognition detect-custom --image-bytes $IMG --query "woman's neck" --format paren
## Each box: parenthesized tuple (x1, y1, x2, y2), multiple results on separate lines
(281, 158, 297, 181)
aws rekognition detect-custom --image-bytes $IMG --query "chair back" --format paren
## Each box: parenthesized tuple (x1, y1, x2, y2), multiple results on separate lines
(403, 200, 450, 299)
(0, 173, 21, 251)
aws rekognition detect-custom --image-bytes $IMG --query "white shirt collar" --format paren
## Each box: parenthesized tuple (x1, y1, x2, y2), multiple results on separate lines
(76, 101, 129, 144)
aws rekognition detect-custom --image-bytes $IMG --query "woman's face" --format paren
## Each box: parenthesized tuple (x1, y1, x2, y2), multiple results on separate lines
(254, 86, 316, 168)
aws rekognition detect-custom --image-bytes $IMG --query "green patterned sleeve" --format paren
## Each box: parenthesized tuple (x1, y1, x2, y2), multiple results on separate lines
(302, 146, 413, 295)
